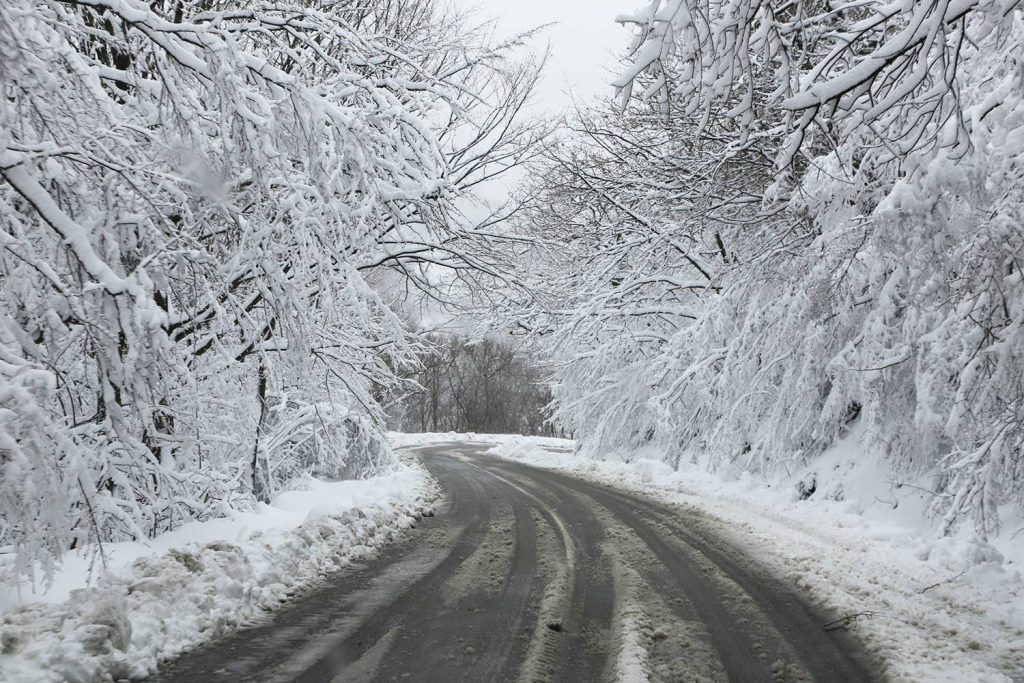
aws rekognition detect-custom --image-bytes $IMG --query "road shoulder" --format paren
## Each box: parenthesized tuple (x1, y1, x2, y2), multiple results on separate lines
(0, 459, 439, 683)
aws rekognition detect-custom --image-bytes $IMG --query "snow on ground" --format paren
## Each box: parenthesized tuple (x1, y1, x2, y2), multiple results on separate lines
(0, 458, 438, 683)
(470, 434, 1023, 683)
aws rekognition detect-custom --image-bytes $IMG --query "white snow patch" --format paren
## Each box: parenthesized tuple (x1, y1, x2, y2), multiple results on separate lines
(616, 610, 651, 683)
(0, 461, 438, 683)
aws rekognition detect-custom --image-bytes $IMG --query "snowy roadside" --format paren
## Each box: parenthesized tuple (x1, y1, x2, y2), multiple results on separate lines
(470, 434, 1023, 683)
(0, 457, 439, 683)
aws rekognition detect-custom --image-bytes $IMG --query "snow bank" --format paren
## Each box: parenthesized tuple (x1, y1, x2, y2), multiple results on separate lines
(0, 461, 438, 683)
(486, 436, 1024, 682)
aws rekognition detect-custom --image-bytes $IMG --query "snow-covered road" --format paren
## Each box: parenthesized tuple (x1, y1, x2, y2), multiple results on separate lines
(149, 442, 875, 682)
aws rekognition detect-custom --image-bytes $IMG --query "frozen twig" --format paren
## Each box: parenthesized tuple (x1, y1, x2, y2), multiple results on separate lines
(823, 611, 880, 631)
(919, 570, 967, 594)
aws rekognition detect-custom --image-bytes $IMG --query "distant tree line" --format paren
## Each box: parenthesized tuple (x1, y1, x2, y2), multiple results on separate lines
(393, 335, 555, 436)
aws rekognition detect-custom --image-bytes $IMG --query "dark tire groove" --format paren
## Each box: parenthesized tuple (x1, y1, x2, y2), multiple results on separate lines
(490, 458, 878, 683)
(476, 466, 615, 682)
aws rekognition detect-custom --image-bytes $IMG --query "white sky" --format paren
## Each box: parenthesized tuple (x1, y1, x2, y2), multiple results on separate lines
(452, 0, 631, 114)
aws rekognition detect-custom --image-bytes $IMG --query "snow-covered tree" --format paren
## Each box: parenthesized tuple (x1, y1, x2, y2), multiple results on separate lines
(511, 0, 1024, 538)
(0, 0, 546, 583)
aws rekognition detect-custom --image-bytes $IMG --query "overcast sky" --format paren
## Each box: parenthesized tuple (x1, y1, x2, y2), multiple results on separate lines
(416, 3, 633, 328)
(453, 0, 631, 114)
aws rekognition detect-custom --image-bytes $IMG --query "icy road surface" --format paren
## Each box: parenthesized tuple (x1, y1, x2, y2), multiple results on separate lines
(149, 443, 876, 682)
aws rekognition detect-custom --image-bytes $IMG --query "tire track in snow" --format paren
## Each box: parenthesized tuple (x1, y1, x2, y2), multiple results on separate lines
(148, 443, 877, 683)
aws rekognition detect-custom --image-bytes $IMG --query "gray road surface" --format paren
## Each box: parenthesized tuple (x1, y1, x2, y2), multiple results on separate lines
(148, 442, 876, 682)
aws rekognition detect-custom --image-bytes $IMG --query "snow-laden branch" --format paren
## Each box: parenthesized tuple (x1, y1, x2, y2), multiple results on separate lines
(0, 0, 549, 583)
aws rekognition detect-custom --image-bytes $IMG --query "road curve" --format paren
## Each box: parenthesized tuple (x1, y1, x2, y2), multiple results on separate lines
(148, 442, 877, 683)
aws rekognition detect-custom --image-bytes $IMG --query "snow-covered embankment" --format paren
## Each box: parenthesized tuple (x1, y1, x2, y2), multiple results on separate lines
(0, 458, 438, 683)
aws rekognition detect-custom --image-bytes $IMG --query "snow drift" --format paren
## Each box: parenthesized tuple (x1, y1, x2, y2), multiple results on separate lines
(0, 462, 437, 683)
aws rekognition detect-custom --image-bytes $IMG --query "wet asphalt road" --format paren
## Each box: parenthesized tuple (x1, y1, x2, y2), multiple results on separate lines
(148, 442, 876, 682)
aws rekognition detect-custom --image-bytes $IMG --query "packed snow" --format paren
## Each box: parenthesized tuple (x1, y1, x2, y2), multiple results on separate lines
(0, 460, 438, 683)
(463, 433, 1024, 682)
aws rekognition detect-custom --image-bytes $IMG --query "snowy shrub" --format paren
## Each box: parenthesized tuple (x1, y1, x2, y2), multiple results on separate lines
(258, 399, 393, 496)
